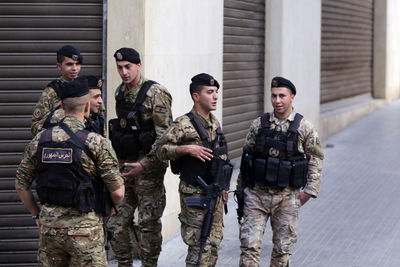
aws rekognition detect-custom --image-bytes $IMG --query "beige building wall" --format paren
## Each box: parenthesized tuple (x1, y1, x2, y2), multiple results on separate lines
(265, 0, 321, 129)
(106, 0, 224, 240)
(374, 0, 400, 100)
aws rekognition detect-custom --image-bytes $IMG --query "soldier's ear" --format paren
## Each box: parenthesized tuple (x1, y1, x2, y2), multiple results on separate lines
(192, 92, 200, 102)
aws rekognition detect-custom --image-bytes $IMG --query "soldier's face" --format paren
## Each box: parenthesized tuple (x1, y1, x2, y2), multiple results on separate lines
(116, 61, 141, 86)
(89, 89, 103, 114)
(57, 57, 81, 82)
(271, 87, 294, 119)
(195, 86, 219, 112)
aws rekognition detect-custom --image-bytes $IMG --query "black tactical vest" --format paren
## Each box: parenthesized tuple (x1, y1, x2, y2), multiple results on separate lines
(36, 121, 112, 215)
(108, 80, 157, 161)
(171, 113, 233, 190)
(85, 113, 105, 137)
(48, 79, 63, 99)
(243, 113, 308, 189)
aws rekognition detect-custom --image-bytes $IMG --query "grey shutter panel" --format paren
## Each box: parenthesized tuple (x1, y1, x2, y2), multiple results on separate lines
(321, 0, 374, 103)
(223, 0, 265, 163)
(0, 1, 103, 265)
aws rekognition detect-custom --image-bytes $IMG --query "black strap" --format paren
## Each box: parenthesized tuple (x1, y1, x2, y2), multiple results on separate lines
(48, 79, 63, 99)
(116, 80, 158, 109)
(288, 113, 303, 133)
(186, 112, 209, 143)
(260, 113, 270, 130)
(134, 80, 157, 106)
(42, 110, 58, 130)
(59, 119, 95, 163)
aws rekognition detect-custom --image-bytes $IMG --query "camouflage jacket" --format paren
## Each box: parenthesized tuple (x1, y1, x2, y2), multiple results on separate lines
(16, 117, 124, 228)
(156, 108, 227, 194)
(31, 77, 66, 136)
(238, 109, 324, 198)
(114, 77, 173, 170)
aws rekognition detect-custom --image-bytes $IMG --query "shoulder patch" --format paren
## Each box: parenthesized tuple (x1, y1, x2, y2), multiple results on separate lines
(155, 104, 167, 114)
(33, 109, 42, 119)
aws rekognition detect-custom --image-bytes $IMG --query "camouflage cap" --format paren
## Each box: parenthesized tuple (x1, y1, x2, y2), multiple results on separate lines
(114, 47, 141, 64)
(61, 76, 89, 100)
(57, 45, 83, 63)
(271, 76, 296, 95)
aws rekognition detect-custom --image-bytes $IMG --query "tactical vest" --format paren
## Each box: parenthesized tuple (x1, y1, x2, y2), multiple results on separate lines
(171, 113, 233, 190)
(36, 120, 113, 215)
(48, 79, 63, 99)
(85, 113, 105, 137)
(241, 113, 308, 189)
(108, 80, 157, 161)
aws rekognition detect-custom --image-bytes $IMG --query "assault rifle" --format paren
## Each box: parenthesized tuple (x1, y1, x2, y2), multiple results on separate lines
(185, 176, 222, 265)
(235, 149, 252, 223)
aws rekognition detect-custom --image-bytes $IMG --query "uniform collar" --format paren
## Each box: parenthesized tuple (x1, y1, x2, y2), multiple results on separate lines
(270, 108, 296, 124)
(122, 76, 145, 92)
(190, 107, 215, 129)
(63, 116, 86, 128)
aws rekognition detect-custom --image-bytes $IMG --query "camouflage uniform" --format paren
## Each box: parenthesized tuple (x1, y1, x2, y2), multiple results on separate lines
(15, 117, 125, 266)
(37, 109, 106, 137)
(156, 108, 226, 266)
(31, 78, 66, 136)
(238, 110, 324, 267)
(107, 77, 172, 267)
(36, 109, 65, 134)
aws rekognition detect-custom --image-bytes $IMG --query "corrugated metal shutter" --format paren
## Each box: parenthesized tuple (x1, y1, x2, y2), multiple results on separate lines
(223, 0, 265, 164)
(321, 0, 374, 103)
(0, 1, 103, 265)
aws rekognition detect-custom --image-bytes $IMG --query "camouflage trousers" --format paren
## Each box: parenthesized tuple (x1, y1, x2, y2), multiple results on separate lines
(239, 186, 301, 267)
(179, 181, 224, 267)
(37, 224, 107, 267)
(108, 164, 166, 267)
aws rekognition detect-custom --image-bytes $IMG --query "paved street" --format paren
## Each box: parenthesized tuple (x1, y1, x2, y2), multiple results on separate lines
(110, 99, 400, 266)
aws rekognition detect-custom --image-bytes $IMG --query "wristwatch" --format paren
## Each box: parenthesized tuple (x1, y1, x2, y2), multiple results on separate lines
(32, 214, 39, 220)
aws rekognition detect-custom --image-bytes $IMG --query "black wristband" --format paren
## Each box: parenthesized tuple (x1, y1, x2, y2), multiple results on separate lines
(32, 214, 39, 220)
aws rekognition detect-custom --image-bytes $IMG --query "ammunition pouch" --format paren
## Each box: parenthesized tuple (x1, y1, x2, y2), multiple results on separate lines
(245, 155, 308, 189)
(108, 118, 155, 161)
(210, 157, 233, 191)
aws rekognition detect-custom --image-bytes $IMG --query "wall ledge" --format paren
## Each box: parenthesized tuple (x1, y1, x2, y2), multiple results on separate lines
(319, 94, 387, 141)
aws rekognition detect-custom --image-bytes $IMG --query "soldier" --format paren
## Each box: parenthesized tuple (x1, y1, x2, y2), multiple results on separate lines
(84, 75, 106, 136)
(107, 47, 173, 267)
(36, 75, 105, 137)
(236, 77, 324, 266)
(15, 77, 125, 266)
(156, 73, 233, 266)
(31, 45, 82, 136)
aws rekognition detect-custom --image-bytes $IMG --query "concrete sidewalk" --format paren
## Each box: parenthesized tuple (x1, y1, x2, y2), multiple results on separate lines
(110, 99, 400, 266)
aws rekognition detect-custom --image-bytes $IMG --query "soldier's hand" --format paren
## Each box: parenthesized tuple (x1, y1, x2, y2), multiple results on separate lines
(222, 190, 228, 205)
(186, 145, 213, 162)
(299, 192, 312, 205)
(122, 162, 144, 178)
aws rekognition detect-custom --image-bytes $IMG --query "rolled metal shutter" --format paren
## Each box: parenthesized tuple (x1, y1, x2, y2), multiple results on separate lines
(0, 1, 103, 265)
(321, 0, 374, 103)
(223, 0, 265, 163)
